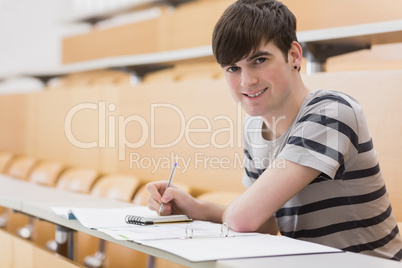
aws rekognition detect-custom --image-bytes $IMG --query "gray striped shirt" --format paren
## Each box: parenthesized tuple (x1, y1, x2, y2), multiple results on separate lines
(242, 89, 402, 260)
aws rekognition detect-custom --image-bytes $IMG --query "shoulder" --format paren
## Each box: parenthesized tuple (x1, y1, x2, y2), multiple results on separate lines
(306, 89, 362, 111)
(300, 89, 364, 124)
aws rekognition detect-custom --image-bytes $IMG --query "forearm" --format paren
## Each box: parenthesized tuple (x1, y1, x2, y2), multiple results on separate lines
(223, 201, 278, 234)
(257, 216, 278, 235)
(223, 159, 320, 233)
(191, 198, 226, 223)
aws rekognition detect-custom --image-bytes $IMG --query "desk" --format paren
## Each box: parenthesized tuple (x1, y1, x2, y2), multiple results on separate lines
(0, 175, 401, 268)
(298, 19, 402, 73)
(216, 252, 402, 268)
(0, 175, 216, 267)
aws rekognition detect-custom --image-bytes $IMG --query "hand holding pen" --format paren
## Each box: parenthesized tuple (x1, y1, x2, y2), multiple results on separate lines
(159, 163, 177, 215)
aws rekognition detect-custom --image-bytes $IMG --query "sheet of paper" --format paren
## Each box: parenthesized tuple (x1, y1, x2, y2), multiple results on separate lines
(51, 206, 251, 242)
(51, 205, 341, 262)
(98, 220, 258, 242)
(98, 224, 191, 241)
(140, 234, 342, 262)
(51, 206, 156, 229)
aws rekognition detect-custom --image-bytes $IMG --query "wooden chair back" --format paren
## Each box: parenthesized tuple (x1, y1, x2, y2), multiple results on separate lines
(7, 155, 37, 181)
(90, 174, 141, 202)
(56, 167, 99, 194)
(28, 160, 65, 187)
(0, 151, 14, 174)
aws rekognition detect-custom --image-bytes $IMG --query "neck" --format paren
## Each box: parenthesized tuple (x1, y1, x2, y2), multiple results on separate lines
(262, 82, 309, 141)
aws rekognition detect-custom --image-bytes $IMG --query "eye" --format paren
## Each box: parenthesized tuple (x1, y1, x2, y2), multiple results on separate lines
(255, 57, 266, 64)
(226, 66, 240, 73)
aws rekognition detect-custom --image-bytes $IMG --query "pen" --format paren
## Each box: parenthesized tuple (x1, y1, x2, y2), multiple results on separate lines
(159, 163, 177, 215)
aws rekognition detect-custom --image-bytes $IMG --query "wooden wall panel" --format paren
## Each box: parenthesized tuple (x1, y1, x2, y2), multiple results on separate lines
(0, 229, 13, 268)
(63, 18, 160, 63)
(0, 94, 28, 154)
(12, 234, 34, 268)
(284, 0, 402, 31)
(113, 79, 246, 193)
(25, 88, 103, 170)
(64, 88, 104, 169)
(158, 0, 234, 51)
(98, 84, 122, 174)
(26, 90, 70, 162)
(0, 229, 83, 268)
(326, 43, 402, 72)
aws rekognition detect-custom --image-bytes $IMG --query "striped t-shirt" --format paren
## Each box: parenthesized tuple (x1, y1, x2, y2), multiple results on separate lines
(242, 89, 402, 260)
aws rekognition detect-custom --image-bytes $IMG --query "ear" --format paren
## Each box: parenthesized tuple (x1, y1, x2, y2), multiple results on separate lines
(289, 41, 303, 70)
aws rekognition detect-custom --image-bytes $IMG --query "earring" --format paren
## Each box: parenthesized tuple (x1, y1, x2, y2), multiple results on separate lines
(294, 66, 298, 70)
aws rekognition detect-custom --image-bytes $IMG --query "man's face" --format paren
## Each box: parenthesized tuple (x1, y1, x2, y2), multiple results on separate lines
(223, 42, 294, 120)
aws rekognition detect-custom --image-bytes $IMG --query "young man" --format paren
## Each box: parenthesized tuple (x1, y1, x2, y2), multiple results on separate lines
(146, 0, 402, 260)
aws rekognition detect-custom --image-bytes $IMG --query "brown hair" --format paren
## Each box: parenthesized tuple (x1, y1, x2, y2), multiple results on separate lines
(212, 0, 298, 66)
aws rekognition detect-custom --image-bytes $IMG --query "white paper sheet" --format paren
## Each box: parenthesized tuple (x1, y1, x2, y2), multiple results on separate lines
(51, 205, 341, 262)
(97, 220, 258, 242)
(51, 206, 156, 229)
(140, 234, 342, 262)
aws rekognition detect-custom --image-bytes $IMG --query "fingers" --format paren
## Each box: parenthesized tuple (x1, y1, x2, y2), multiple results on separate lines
(158, 202, 172, 216)
(145, 181, 163, 202)
(145, 182, 165, 212)
(161, 187, 174, 203)
(158, 187, 176, 215)
(145, 181, 191, 216)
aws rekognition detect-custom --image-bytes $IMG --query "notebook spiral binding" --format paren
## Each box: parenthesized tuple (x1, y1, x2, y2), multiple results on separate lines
(125, 215, 144, 225)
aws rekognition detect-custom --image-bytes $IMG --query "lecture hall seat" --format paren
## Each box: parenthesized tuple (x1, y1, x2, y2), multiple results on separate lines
(6, 155, 38, 181)
(0, 151, 14, 174)
(89, 174, 141, 201)
(80, 174, 142, 268)
(28, 160, 65, 187)
(55, 167, 100, 194)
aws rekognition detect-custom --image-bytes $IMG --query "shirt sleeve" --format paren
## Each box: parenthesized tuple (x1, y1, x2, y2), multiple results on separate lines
(278, 93, 360, 179)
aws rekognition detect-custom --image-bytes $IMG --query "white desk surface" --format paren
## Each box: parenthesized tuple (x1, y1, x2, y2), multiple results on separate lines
(216, 251, 402, 268)
(1, 174, 401, 268)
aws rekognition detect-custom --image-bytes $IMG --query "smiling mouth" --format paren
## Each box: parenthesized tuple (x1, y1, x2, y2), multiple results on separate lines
(244, 88, 267, 98)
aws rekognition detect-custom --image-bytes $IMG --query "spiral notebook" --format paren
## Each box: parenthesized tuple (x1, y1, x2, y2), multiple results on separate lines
(125, 214, 192, 225)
